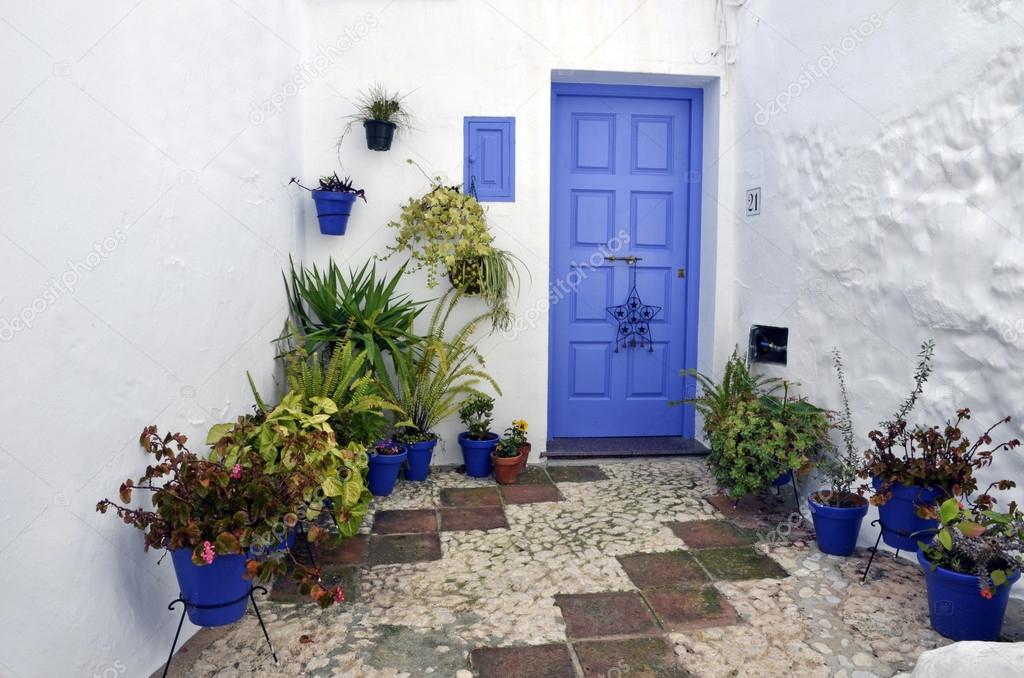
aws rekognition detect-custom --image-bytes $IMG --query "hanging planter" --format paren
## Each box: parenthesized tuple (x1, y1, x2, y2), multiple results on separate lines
(367, 440, 407, 496)
(290, 174, 366, 236)
(403, 437, 438, 482)
(349, 82, 411, 152)
(363, 120, 397, 151)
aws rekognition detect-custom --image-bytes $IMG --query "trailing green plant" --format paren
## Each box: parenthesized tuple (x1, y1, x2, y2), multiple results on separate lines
(459, 394, 495, 440)
(921, 494, 1024, 599)
(812, 349, 867, 508)
(206, 391, 372, 538)
(380, 290, 501, 443)
(279, 325, 407, 445)
(96, 427, 345, 607)
(447, 247, 524, 331)
(289, 173, 366, 200)
(283, 256, 428, 375)
(350, 82, 411, 129)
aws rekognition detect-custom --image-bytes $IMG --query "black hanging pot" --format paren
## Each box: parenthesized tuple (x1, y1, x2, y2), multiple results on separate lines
(448, 258, 483, 295)
(363, 119, 397, 151)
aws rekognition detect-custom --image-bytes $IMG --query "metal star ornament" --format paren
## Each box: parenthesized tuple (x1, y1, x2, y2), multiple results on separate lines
(607, 285, 661, 352)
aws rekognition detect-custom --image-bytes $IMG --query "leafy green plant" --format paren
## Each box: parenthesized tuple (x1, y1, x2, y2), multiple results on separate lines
(380, 290, 501, 442)
(494, 438, 520, 458)
(283, 257, 427, 375)
(279, 326, 407, 445)
(811, 349, 866, 508)
(289, 173, 366, 200)
(351, 82, 411, 129)
(459, 394, 495, 440)
(679, 349, 780, 441)
(921, 496, 1024, 598)
(96, 427, 345, 607)
(207, 391, 372, 538)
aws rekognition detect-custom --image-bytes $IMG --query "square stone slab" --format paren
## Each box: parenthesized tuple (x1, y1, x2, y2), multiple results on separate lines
(617, 550, 709, 589)
(440, 506, 509, 532)
(516, 466, 553, 485)
(309, 534, 367, 569)
(470, 643, 576, 678)
(706, 493, 812, 540)
(642, 586, 738, 631)
(500, 484, 563, 504)
(367, 534, 442, 566)
(573, 636, 687, 677)
(555, 592, 659, 639)
(440, 487, 502, 508)
(547, 465, 609, 483)
(371, 509, 438, 535)
(690, 546, 788, 581)
(666, 520, 754, 549)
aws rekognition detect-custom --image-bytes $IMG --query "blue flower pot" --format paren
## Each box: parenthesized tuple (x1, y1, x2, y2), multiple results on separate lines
(917, 549, 1020, 641)
(367, 448, 407, 496)
(872, 477, 941, 551)
(808, 493, 869, 556)
(404, 438, 437, 481)
(170, 548, 250, 627)
(311, 191, 357, 235)
(458, 432, 498, 478)
(772, 470, 794, 487)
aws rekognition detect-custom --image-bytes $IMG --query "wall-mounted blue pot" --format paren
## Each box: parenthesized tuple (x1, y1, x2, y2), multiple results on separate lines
(311, 191, 357, 235)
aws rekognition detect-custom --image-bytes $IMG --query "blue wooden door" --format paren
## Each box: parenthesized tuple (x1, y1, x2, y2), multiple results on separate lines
(548, 84, 702, 438)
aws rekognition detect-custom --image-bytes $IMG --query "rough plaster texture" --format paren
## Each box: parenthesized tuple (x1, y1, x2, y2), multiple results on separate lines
(731, 1, 1024, 549)
(0, 2, 305, 676)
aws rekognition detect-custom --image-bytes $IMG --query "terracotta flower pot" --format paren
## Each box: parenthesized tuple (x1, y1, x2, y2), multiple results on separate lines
(491, 451, 523, 485)
(516, 442, 532, 472)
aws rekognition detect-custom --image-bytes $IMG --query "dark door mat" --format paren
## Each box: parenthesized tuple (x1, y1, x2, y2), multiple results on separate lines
(544, 437, 708, 458)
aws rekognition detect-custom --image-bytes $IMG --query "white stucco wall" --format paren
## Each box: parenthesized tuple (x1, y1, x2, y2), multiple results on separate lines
(0, 2, 305, 676)
(730, 0, 1024, 541)
(300, 0, 733, 464)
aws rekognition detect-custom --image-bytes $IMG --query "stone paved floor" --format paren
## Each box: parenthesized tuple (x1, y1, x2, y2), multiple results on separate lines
(162, 459, 1023, 678)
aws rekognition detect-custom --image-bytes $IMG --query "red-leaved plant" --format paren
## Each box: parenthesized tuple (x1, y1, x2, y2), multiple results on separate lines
(96, 427, 346, 608)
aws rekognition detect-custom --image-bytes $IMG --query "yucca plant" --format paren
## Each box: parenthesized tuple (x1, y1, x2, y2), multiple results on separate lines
(278, 325, 407, 445)
(381, 290, 501, 441)
(282, 256, 428, 375)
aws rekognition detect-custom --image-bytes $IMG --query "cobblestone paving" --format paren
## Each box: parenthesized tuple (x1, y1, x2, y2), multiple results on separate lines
(163, 460, 1018, 678)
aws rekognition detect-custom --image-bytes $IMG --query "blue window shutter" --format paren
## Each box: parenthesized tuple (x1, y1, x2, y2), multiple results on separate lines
(463, 117, 515, 202)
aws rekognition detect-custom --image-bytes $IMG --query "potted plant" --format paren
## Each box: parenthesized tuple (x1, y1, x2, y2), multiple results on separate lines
(207, 389, 373, 539)
(97, 428, 344, 627)
(367, 439, 407, 496)
(808, 350, 870, 556)
(290, 174, 366, 236)
(682, 352, 828, 498)
(491, 437, 523, 485)
(351, 82, 410, 151)
(379, 290, 501, 478)
(507, 419, 531, 472)
(918, 494, 1023, 641)
(399, 429, 437, 482)
(384, 168, 522, 331)
(458, 394, 500, 478)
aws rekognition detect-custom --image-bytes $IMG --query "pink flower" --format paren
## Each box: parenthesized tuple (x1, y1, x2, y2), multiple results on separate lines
(332, 587, 345, 604)
(230, 463, 242, 479)
(202, 540, 215, 564)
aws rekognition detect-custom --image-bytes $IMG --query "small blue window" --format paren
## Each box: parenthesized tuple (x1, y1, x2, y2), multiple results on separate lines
(464, 117, 515, 202)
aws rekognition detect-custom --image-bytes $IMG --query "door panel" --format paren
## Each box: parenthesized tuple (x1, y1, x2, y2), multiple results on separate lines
(549, 84, 702, 438)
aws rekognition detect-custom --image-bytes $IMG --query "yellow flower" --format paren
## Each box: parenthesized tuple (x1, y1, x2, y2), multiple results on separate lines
(513, 419, 528, 431)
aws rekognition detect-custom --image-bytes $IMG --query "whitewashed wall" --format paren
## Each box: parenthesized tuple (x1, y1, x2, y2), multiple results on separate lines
(730, 0, 1024, 545)
(299, 0, 732, 464)
(0, 2, 305, 676)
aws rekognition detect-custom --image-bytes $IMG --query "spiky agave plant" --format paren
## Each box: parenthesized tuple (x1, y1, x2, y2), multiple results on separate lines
(381, 290, 501, 442)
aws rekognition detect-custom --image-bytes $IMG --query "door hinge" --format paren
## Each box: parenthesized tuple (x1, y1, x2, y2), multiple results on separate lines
(677, 267, 686, 279)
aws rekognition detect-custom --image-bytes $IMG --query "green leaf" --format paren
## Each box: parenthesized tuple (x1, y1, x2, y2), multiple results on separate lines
(939, 498, 959, 524)
(959, 520, 986, 538)
(321, 476, 345, 497)
(206, 422, 235, 446)
(938, 528, 953, 550)
(993, 569, 1007, 586)
(214, 531, 241, 554)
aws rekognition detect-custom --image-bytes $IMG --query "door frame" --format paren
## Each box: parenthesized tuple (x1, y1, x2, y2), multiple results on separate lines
(547, 81, 704, 439)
